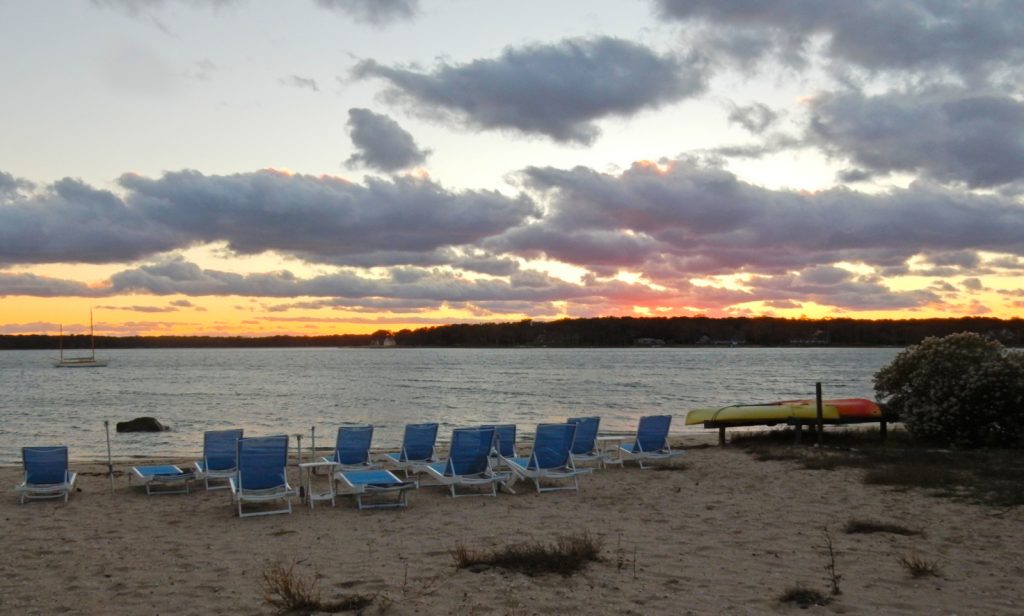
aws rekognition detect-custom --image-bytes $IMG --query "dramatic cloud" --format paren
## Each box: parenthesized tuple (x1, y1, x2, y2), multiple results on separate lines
(120, 169, 537, 260)
(314, 0, 418, 25)
(354, 36, 707, 144)
(509, 157, 1024, 278)
(345, 108, 430, 172)
(0, 175, 185, 264)
(653, 0, 1024, 82)
(0, 272, 102, 298)
(809, 88, 1024, 188)
(0, 169, 536, 266)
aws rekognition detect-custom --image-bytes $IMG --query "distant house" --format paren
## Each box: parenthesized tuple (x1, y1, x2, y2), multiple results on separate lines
(634, 338, 666, 347)
(370, 335, 396, 347)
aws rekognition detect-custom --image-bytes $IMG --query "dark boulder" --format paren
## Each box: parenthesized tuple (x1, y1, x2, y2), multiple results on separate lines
(116, 417, 168, 432)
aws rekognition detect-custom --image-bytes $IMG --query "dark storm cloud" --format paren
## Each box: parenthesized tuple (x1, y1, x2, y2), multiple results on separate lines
(0, 175, 185, 264)
(1, 169, 535, 267)
(345, 108, 430, 172)
(119, 169, 537, 259)
(510, 157, 1024, 277)
(353, 37, 708, 144)
(653, 0, 1024, 81)
(314, 0, 418, 25)
(809, 88, 1024, 188)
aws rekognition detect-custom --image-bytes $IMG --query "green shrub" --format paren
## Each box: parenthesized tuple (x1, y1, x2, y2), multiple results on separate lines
(874, 332, 1024, 448)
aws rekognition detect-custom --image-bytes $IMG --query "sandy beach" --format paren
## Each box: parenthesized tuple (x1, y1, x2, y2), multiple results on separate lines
(3, 441, 1022, 615)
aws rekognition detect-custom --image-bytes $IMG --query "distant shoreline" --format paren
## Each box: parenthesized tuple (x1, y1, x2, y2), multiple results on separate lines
(2, 314, 1021, 350)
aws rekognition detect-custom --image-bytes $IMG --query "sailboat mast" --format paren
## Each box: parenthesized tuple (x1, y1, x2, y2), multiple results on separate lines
(90, 310, 96, 359)
(59, 324, 64, 361)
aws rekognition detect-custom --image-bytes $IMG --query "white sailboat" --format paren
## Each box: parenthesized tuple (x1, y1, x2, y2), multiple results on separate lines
(54, 311, 109, 368)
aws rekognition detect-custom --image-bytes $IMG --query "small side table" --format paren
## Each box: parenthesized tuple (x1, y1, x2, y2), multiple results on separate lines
(299, 461, 338, 508)
(595, 435, 630, 468)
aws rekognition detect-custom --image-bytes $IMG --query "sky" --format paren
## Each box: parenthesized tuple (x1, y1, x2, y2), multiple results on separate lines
(1, 0, 1023, 337)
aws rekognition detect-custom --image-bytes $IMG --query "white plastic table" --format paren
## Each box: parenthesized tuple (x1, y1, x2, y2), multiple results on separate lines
(299, 461, 338, 508)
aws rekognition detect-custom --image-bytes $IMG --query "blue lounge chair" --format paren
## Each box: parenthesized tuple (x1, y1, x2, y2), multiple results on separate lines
(321, 425, 376, 471)
(15, 446, 77, 504)
(334, 469, 417, 509)
(481, 423, 517, 470)
(500, 423, 588, 493)
(618, 415, 685, 469)
(230, 435, 297, 518)
(130, 464, 195, 495)
(382, 423, 438, 476)
(568, 416, 604, 468)
(423, 427, 508, 497)
(193, 428, 243, 490)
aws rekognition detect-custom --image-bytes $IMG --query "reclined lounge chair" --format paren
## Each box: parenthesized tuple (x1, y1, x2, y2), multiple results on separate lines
(230, 435, 297, 518)
(423, 427, 508, 497)
(500, 423, 588, 494)
(15, 446, 77, 504)
(193, 428, 243, 490)
(382, 423, 438, 477)
(618, 415, 685, 469)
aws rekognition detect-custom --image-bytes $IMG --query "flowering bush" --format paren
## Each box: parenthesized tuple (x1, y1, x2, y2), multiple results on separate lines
(874, 332, 1024, 448)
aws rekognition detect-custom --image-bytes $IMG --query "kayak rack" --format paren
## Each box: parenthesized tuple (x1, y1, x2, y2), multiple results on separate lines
(703, 415, 892, 446)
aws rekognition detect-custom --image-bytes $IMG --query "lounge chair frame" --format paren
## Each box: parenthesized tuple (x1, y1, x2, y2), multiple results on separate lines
(334, 469, 417, 509)
(130, 465, 195, 495)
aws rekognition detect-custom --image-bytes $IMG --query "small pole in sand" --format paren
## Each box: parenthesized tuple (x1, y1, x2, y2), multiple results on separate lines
(104, 420, 114, 495)
(311, 425, 316, 461)
(815, 382, 824, 447)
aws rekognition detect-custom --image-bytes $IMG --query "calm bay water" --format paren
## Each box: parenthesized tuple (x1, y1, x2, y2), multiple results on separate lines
(0, 347, 900, 462)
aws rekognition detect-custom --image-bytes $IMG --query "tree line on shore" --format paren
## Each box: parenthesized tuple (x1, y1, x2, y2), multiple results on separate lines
(1, 315, 1021, 350)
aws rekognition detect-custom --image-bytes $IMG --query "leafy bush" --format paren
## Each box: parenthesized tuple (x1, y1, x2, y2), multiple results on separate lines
(874, 332, 1024, 448)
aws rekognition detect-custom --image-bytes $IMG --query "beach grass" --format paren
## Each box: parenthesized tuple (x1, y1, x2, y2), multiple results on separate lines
(261, 562, 374, 614)
(452, 531, 603, 576)
(778, 585, 832, 607)
(897, 554, 943, 578)
(733, 429, 1024, 507)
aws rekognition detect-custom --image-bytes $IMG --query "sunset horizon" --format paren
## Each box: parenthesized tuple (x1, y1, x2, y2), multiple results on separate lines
(3, 2, 1023, 338)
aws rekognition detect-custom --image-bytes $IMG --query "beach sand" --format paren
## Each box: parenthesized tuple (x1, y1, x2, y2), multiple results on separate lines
(2, 442, 1022, 615)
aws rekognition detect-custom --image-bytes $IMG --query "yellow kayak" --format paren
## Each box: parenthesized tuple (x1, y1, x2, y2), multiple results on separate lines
(686, 398, 881, 425)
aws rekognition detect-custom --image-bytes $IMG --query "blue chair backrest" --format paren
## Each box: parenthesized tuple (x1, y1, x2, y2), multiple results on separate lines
(23, 446, 68, 484)
(401, 423, 438, 461)
(445, 427, 495, 476)
(335, 425, 373, 465)
(237, 435, 289, 490)
(530, 423, 576, 470)
(481, 424, 516, 457)
(567, 416, 600, 454)
(636, 415, 672, 452)
(204, 429, 243, 471)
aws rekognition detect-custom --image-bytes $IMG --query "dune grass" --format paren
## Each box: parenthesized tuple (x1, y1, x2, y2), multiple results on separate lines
(778, 585, 832, 607)
(897, 554, 943, 578)
(453, 532, 603, 576)
(733, 429, 1024, 507)
(261, 562, 374, 614)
